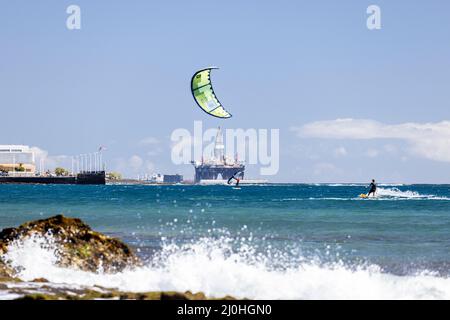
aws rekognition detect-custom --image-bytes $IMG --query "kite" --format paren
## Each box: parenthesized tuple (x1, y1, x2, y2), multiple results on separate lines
(191, 67, 232, 119)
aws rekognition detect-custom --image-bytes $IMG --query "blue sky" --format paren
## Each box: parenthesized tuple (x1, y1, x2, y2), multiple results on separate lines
(1, 0, 450, 182)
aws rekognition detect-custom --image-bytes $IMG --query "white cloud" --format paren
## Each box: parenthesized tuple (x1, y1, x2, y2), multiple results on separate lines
(112, 155, 157, 178)
(128, 155, 144, 171)
(292, 119, 450, 163)
(30, 146, 48, 160)
(145, 160, 155, 172)
(334, 146, 347, 157)
(138, 137, 163, 156)
(30, 146, 71, 171)
(146, 149, 162, 157)
(138, 137, 160, 146)
(366, 148, 379, 158)
(383, 144, 398, 154)
(313, 162, 341, 175)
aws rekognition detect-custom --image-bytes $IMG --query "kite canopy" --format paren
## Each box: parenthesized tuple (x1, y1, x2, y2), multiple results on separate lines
(191, 67, 232, 119)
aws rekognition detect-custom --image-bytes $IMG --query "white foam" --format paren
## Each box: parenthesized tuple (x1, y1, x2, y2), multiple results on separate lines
(273, 187, 449, 201)
(308, 183, 365, 187)
(2, 234, 450, 300)
(0, 292, 22, 300)
(376, 187, 450, 200)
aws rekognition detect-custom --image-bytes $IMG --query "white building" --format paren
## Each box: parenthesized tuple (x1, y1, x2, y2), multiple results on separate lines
(0, 145, 36, 173)
(150, 173, 164, 183)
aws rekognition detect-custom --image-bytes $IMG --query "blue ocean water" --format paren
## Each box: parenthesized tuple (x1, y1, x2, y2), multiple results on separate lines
(1, 184, 450, 273)
(1, 184, 450, 299)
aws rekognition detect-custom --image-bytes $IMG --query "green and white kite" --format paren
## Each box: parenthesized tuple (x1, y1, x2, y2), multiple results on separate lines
(191, 67, 232, 119)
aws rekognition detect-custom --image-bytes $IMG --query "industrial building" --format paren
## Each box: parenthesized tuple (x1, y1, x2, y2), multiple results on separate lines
(163, 174, 183, 184)
(0, 145, 36, 174)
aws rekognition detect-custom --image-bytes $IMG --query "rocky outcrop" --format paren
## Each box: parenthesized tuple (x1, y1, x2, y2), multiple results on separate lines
(16, 289, 237, 300)
(0, 260, 14, 280)
(0, 215, 239, 300)
(0, 215, 140, 274)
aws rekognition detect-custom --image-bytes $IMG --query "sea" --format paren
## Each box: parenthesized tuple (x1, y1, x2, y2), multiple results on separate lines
(1, 183, 450, 299)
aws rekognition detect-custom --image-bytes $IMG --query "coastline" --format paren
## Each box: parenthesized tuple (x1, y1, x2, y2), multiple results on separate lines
(0, 279, 237, 300)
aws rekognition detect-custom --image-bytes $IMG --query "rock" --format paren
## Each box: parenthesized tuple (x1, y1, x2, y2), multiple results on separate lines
(0, 215, 140, 274)
(0, 215, 240, 300)
(18, 294, 52, 301)
(15, 290, 237, 300)
(0, 260, 14, 280)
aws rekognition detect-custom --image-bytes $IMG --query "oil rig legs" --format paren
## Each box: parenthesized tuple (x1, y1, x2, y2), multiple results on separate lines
(194, 166, 244, 183)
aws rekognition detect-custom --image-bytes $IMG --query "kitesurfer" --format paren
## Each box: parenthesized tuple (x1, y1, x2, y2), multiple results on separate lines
(367, 179, 377, 197)
(227, 171, 243, 186)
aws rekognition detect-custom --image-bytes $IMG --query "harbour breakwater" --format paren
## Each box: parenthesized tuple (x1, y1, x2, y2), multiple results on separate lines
(0, 171, 106, 185)
(0, 215, 235, 300)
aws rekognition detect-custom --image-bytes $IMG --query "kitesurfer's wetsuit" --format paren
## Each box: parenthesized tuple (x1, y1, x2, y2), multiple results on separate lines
(368, 182, 377, 197)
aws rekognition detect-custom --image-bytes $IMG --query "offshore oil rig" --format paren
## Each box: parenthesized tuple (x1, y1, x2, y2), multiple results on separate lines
(191, 127, 245, 183)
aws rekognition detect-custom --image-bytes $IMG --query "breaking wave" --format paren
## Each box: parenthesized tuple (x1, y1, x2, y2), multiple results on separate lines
(2, 234, 450, 300)
(376, 188, 450, 200)
(275, 187, 450, 201)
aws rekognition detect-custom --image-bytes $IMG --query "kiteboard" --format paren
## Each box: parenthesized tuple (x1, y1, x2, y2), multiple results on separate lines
(360, 194, 379, 199)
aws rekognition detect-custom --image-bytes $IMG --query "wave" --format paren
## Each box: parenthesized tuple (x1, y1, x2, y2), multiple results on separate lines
(275, 198, 350, 201)
(307, 183, 365, 187)
(275, 187, 450, 201)
(376, 188, 450, 200)
(307, 184, 407, 187)
(2, 234, 450, 300)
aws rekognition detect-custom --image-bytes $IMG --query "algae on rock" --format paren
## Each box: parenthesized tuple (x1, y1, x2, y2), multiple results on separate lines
(0, 215, 140, 274)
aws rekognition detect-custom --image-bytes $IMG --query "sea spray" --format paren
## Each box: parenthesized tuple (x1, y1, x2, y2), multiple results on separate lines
(376, 187, 450, 200)
(3, 233, 450, 299)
